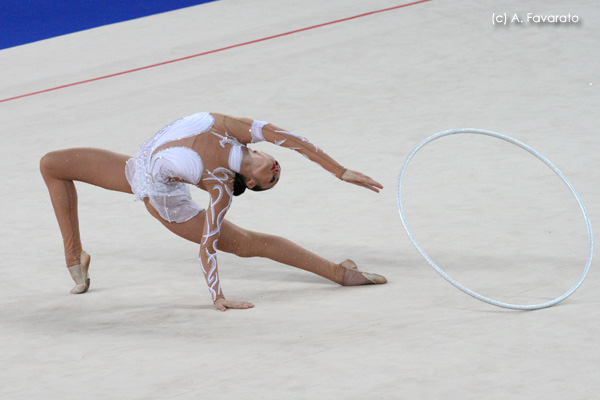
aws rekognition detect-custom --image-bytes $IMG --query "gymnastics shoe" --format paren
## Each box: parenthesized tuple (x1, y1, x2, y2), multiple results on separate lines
(67, 251, 91, 294)
(340, 259, 387, 285)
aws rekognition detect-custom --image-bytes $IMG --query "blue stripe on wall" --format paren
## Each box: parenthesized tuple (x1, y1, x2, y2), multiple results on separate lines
(0, 0, 218, 50)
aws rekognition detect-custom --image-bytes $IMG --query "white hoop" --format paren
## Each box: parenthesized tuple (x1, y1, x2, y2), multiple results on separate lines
(397, 129, 594, 310)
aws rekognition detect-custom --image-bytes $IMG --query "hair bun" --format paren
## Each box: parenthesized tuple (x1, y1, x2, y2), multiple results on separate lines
(233, 173, 247, 196)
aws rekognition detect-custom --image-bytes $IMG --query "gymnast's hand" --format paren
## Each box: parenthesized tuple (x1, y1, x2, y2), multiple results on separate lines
(214, 297, 255, 312)
(341, 169, 384, 193)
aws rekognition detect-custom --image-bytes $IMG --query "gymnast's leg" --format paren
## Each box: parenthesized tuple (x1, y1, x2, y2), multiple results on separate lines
(40, 148, 132, 292)
(144, 202, 386, 286)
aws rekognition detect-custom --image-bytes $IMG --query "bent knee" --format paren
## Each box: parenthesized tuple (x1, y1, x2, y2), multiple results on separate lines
(39, 150, 62, 176)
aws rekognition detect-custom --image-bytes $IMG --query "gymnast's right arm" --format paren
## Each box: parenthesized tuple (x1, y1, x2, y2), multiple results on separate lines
(200, 177, 253, 311)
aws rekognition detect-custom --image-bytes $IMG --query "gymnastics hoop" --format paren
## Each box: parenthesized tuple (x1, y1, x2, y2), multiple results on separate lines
(397, 129, 594, 310)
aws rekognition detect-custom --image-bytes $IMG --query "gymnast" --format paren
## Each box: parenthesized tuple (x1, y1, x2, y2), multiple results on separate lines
(40, 112, 386, 311)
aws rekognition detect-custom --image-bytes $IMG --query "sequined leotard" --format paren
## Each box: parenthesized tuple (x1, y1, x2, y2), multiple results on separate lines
(125, 112, 347, 302)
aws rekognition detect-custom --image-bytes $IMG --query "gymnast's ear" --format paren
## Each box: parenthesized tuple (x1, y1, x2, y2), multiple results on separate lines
(245, 177, 256, 189)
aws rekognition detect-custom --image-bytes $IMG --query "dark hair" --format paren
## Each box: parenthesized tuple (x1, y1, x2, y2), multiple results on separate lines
(233, 173, 247, 196)
(233, 173, 265, 196)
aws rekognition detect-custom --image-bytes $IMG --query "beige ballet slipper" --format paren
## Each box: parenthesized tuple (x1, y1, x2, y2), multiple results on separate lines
(67, 251, 91, 294)
(340, 259, 387, 285)
(340, 259, 359, 270)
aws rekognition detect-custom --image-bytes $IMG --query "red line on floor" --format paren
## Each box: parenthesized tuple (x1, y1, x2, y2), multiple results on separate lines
(1, 0, 432, 103)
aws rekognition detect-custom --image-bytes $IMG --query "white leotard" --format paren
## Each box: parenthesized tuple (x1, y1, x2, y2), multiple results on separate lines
(125, 112, 244, 223)
(126, 112, 346, 302)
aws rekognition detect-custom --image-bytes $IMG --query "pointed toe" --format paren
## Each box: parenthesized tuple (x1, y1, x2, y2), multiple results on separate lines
(67, 251, 91, 294)
(70, 284, 89, 294)
(365, 273, 387, 284)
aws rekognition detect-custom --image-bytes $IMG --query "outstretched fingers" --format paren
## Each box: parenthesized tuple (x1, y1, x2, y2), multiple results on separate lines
(341, 169, 384, 193)
(361, 175, 384, 192)
(214, 298, 255, 312)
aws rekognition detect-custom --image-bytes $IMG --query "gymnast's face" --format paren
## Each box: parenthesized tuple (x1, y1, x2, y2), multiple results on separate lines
(247, 150, 281, 190)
